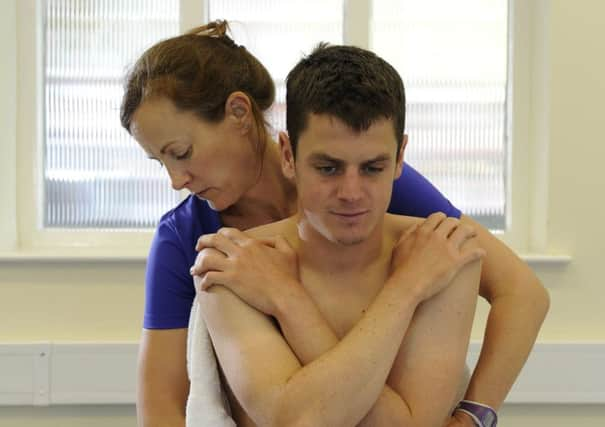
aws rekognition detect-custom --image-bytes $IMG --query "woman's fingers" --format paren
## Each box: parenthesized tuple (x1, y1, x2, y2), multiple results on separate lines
(195, 232, 239, 255)
(217, 227, 253, 246)
(421, 211, 447, 232)
(398, 223, 419, 243)
(460, 246, 487, 265)
(194, 271, 223, 293)
(448, 223, 477, 248)
(190, 247, 228, 276)
(435, 217, 462, 238)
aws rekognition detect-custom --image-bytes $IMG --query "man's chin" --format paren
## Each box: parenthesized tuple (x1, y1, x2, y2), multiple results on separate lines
(333, 233, 368, 246)
(336, 238, 366, 246)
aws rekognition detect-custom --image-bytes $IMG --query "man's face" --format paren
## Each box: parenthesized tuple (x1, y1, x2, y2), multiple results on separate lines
(286, 114, 404, 246)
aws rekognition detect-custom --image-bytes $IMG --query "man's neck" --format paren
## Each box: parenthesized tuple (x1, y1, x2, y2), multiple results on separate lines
(294, 216, 387, 275)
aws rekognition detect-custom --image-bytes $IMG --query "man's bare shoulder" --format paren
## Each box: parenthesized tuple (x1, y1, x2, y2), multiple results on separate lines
(245, 216, 297, 240)
(384, 213, 423, 238)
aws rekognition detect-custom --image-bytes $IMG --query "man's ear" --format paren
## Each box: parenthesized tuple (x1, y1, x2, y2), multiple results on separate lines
(279, 131, 296, 180)
(225, 91, 253, 133)
(394, 134, 408, 179)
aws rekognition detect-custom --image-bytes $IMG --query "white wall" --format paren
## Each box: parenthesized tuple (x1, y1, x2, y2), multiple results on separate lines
(1, 0, 605, 425)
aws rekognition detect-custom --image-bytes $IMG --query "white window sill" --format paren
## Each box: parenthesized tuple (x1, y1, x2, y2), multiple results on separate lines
(0, 250, 571, 266)
(520, 254, 572, 266)
(0, 249, 148, 263)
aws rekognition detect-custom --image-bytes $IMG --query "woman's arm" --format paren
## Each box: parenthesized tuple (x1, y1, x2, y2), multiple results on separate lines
(389, 165, 549, 420)
(138, 213, 201, 427)
(137, 328, 189, 427)
(457, 215, 550, 410)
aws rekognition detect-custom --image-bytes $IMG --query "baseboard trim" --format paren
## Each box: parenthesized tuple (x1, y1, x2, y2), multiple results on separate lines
(1, 341, 603, 406)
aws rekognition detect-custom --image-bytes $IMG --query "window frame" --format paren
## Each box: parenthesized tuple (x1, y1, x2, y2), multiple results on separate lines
(2, 0, 548, 258)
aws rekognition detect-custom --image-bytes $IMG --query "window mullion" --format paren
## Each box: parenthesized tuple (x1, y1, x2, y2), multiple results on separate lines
(180, 0, 207, 33)
(343, 0, 371, 48)
(0, 0, 18, 251)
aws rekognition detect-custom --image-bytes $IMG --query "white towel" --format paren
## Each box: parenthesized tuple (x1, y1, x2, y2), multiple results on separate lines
(186, 295, 236, 427)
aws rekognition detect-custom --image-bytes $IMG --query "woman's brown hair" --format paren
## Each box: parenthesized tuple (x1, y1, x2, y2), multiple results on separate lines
(120, 20, 275, 158)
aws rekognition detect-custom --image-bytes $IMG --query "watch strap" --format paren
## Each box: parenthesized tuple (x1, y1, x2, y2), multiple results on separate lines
(455, 399, 498, 427)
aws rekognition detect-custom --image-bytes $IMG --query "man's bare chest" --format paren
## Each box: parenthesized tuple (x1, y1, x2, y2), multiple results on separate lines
(299, 265, 390, 339)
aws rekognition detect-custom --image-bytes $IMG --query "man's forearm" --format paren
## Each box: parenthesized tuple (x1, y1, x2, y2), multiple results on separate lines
(268, 275, 424, 427)
(274, 281, 412, 426)
(464, 280, 549, 409)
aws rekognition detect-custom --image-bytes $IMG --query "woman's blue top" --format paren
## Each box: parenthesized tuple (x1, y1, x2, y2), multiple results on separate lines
(143, 163, 461, 329)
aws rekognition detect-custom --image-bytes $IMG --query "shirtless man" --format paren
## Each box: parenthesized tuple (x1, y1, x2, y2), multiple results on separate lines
(194, 44, 486, 426)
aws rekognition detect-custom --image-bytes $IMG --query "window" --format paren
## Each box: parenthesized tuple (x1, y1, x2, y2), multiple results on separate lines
(372, 0, 509, 230)
(44, 0, 182, 228)
(208, 0, 343, 134)
(209, 0, 509, 230)
(11, 0, 522, 254)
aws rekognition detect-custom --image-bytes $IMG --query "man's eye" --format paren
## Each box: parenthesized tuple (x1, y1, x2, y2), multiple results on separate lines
(363, 164, 384, 175)
(316, 165, 338, 175)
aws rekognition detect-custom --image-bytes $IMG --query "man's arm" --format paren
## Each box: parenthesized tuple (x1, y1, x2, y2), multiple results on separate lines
(200, 273, 423, 427)
(194, 228, 413, 425)
(458, 215, 550, 411)
(386, 257, 480, 426)
(274, 281, 411, 426)
(137, 328, 190, 427)
(274, 224, 481, 426)
(197, 213, 483, 426)
(276, 259, 480, 427)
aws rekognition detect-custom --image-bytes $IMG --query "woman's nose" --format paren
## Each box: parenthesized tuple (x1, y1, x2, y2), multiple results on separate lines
(168, 168, 191, 191)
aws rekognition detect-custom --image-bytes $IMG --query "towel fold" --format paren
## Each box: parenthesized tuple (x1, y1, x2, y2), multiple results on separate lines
(186, 296, 236, 427)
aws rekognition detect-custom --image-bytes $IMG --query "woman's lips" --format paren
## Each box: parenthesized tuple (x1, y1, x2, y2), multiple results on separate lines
(195, 188, 212, 198)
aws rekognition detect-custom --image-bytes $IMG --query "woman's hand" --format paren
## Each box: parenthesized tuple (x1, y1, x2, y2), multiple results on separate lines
(390, 212, 486, 302)
(190, 227, 300, 316)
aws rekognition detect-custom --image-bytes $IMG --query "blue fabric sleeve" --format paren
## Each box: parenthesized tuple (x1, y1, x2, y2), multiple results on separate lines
(388, 163, 461, 218)
(143, 217, 197, 329)
(143, 196, 222, 330)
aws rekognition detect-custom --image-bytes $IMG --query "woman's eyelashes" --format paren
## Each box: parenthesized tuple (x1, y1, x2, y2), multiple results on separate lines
(149, 158, 164, 168)
(172, 146, 192, 160)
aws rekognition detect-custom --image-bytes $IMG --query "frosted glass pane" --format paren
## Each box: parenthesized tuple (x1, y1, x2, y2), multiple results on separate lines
(372, 0, 509, 230)
(44, 0, 181, 228)
(208, 0, 343, 135)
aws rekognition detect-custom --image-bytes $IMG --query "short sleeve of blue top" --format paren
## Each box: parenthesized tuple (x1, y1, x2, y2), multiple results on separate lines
(143, 163, 461, 329)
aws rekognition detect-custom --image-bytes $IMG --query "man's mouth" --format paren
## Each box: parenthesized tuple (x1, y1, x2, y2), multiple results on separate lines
(331, 210, 369, 218)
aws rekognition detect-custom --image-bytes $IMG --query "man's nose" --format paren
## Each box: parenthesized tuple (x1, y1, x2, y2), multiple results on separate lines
(336, 169, 364, 202)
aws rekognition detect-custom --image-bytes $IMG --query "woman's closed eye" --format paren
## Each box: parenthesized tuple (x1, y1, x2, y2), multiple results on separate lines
(173, 146, 192, 160)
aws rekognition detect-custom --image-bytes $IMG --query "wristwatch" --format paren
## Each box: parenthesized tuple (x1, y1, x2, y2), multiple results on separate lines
(454, 400, 498, 427)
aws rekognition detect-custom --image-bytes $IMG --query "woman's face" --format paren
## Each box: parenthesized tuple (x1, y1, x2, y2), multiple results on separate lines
(130, 96, 260, 211)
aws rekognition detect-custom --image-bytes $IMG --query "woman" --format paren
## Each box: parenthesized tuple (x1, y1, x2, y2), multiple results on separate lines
(121, 20, 549, 427)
